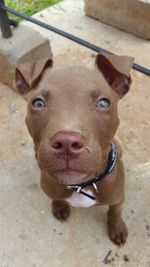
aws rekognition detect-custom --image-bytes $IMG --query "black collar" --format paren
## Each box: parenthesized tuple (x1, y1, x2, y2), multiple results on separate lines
(65, 143, 117, 200)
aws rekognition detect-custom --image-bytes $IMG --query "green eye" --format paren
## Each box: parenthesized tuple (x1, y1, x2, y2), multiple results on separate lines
(97, 98, 110, 109)
(32, 98, 46, 108)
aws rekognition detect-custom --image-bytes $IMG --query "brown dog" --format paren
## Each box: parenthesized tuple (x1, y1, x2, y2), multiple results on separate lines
(15, 53, 134, 245)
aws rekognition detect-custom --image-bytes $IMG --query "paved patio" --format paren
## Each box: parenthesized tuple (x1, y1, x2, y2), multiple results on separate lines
(0, 0, 150, 266)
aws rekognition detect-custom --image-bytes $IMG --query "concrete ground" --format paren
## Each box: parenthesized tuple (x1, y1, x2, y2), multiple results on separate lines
(0, 0, 150, 266)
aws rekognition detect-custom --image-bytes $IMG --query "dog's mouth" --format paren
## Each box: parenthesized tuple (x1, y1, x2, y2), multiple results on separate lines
(51, 168, 90, 185)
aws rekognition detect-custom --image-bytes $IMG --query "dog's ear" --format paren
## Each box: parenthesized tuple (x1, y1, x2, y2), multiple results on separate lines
(15, 58, 53, 95)
(96, 53, 134, 97)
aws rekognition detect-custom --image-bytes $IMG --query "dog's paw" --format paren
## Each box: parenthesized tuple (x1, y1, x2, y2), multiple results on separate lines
(52, 200, 71, 221)
(108, 219, 128, 245)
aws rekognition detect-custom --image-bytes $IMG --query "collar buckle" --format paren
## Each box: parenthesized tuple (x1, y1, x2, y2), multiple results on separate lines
(65, 184, 82, 192)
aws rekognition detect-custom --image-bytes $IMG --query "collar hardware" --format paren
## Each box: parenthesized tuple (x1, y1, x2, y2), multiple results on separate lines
(65, 143, 117, 201)
(93, 182, 99, 193)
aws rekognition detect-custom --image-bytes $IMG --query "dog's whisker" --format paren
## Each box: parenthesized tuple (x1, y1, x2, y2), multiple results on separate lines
(85, 146, 92, 152)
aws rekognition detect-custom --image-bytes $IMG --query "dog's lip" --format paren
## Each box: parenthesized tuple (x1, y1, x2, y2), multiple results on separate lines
(53, 168, 87, 175)
(52, 169, 89, 183)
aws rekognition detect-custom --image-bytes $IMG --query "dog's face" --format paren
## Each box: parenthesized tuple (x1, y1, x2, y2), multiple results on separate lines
(15, 53, 133, 185)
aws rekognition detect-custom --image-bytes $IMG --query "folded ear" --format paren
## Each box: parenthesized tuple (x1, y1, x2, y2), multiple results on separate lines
(96, 53, 134, 97)
(15, 58, 53, 95)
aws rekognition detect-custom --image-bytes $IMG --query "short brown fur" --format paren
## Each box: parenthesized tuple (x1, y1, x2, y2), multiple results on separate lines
(15, 53, 134, 245)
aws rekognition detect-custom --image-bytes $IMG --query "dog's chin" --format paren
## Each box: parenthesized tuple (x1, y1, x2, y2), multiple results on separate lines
(50, 169, 92, 185)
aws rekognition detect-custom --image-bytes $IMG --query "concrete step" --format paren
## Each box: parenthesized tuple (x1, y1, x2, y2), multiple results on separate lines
(84, 0, 150, 39)
(0, 25, 52, 91)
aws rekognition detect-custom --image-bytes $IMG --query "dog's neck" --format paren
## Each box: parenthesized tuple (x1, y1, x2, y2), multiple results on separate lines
(65, 143, 117, 200)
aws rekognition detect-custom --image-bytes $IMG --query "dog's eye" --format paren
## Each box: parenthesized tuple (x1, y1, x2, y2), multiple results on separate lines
(32, 98, 46, 108)
(97, 98, 110, 109)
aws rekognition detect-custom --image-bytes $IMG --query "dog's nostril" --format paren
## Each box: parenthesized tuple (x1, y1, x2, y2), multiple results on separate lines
(72, 141, 83, 150)
(52, 142, 63, 149)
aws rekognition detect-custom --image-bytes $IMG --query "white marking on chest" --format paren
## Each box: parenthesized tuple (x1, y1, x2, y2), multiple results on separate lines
(65, 189, 96, 208)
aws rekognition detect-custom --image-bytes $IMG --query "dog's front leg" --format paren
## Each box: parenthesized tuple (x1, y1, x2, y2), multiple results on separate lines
(107, 199, 128, 245)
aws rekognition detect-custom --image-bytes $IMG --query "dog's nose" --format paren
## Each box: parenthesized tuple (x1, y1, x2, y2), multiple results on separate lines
(50, 131, 85, 157)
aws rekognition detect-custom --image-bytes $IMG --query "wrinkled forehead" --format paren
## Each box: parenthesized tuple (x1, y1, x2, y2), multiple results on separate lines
(36, 66, 112, 97)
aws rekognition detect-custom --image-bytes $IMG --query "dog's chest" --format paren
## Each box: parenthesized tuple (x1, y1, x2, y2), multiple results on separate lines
(65, 189, 97, 208)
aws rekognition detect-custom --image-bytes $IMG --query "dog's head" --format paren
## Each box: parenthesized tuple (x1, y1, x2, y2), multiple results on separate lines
(15, 53, 134, 185)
